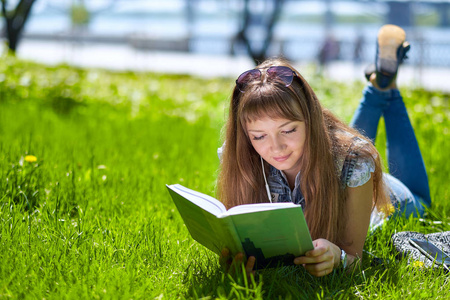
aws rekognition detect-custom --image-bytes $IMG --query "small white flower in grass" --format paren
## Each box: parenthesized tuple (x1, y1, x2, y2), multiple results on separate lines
(431, 96, 444, 107)
(102, 175, 107, 181)
(433, 114, 444, 124)
(20, 74, 31, 87)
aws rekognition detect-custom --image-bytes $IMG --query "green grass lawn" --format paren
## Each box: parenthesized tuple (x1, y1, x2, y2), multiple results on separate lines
(1, 55, 450, 299)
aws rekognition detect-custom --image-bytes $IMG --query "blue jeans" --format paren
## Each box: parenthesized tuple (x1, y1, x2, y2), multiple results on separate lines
(350, 85, 431, 218)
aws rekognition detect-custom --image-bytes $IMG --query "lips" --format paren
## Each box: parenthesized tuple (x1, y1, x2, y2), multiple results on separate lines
(273, 153, 291, 162)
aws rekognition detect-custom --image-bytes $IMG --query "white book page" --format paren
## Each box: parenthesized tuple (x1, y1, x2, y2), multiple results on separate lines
(168, 184, 226, 216)
(224, 202, 300, 217)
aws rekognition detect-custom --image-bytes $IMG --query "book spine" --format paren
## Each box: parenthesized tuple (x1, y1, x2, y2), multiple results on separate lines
(215, 216, 245, 255)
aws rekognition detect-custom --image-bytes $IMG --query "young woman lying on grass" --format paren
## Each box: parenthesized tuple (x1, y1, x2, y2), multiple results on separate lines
(217, 24, 431, 277)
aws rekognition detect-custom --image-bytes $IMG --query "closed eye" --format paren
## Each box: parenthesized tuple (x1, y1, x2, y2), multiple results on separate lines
(283, 128, 297, 134)
(252, 135, 265, 141)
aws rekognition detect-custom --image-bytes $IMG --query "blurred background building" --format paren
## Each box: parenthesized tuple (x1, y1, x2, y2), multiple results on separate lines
(2, 0, 450, 89)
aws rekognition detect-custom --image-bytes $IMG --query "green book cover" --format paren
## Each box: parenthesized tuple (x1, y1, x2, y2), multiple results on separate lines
(166, 184, 314, 269)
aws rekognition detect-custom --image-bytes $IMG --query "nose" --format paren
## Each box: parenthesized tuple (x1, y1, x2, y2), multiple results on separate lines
(270, 136, 285, 153)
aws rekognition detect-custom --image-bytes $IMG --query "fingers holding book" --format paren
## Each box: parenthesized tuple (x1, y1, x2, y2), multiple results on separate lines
(220, 248, 256, 278)
(293, 238, 341, 277)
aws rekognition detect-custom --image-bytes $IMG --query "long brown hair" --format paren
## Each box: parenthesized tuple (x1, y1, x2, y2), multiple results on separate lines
(217, 58, 391, 245)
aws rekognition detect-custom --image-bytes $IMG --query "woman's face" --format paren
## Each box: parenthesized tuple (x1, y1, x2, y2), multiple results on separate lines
(246, 116, 306, 179)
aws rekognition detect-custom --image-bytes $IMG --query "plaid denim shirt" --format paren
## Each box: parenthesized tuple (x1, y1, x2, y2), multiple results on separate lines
(267, 165, 306, 207)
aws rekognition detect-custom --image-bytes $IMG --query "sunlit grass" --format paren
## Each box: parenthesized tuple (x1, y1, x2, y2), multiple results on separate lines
(1, 55, 450, 299)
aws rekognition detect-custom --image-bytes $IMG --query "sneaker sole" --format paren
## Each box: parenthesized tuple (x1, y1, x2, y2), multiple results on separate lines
(377, 24, 406, 75)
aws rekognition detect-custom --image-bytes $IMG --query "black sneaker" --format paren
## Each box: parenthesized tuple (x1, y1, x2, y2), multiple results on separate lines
(375, 24, 410, 89)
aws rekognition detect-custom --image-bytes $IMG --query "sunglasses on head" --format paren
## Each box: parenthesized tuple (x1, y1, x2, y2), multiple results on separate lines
(235, 66, 298, 93)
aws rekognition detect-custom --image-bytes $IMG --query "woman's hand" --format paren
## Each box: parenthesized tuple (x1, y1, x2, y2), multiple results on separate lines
(219, 248, 256, 278)
(292, 176, 373, 277)
(293, 238, 341, 277)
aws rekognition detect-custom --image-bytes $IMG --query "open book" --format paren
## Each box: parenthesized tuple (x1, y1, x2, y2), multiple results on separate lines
(166, 184, 314, 269)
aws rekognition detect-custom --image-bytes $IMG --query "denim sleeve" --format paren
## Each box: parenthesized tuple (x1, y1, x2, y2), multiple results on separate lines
(346, 155, 375, 188)
(339, 137, 376, 188)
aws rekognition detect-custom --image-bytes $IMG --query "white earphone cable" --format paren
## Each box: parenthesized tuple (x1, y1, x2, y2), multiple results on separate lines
(261, 156, 272, 203)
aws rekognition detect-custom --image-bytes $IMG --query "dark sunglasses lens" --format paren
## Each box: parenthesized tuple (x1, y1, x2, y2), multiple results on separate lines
(236, 69, 261, 91)
(267, 66, 294, 86)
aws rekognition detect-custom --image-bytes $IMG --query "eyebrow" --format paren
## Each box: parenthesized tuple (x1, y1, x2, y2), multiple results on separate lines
(247, 120, 296, 132)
